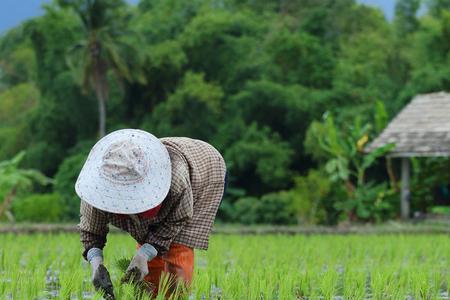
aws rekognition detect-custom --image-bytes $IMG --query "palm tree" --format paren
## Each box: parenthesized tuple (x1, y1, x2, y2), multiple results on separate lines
(60, 0, 145, 137)
(0, 152, 51, 221)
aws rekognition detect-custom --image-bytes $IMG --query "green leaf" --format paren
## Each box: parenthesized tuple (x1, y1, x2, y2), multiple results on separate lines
(325, 159, 337, 174)
(362, 143, 396, 169)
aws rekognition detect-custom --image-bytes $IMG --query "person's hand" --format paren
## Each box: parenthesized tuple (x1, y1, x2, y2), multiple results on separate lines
(121, 243, 157, 284)
(87, 248, 115, 300)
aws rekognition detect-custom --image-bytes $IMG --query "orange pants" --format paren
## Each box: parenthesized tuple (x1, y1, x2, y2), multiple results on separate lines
(141, 243, 194, 296)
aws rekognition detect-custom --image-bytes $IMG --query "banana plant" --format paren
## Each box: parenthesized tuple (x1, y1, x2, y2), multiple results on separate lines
(0, 151, 51, 221)
(309, 105, 395, 221)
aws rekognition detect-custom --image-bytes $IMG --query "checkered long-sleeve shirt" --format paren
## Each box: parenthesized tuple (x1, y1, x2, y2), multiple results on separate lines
(78, 137, 227, 259)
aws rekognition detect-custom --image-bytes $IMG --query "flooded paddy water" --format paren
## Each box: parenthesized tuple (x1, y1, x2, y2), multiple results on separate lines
(0, 234, 449, 299)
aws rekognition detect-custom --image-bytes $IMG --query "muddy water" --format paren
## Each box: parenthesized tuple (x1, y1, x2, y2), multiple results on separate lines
(44, 267, 60, 298)
(36, 267, 95, 300)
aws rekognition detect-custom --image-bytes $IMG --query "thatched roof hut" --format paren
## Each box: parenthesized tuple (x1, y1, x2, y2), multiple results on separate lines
(366, 92, 450, 218)
(367, 92, 450, 156)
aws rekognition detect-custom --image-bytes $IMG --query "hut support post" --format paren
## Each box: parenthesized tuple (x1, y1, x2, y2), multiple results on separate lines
(400, 157, 411, 219)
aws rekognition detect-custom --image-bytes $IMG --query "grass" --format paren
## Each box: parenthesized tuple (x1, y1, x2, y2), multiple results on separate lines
(0, 233, 449, 299)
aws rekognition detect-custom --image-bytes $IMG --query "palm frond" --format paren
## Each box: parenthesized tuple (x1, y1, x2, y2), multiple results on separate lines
(104, 42, 132, 81)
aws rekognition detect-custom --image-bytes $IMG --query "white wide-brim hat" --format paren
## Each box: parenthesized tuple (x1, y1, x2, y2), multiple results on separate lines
(75, 129, 172, 214)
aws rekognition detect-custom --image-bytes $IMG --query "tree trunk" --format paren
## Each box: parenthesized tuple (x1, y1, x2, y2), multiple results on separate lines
(401, 157, 411, 219)
(93, 55, 107, 138)
(97, 91, 106, 138)
(386, 157, 399, 192)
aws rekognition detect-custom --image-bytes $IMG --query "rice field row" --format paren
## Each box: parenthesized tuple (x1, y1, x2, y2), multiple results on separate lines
(0, 234, 449, 299)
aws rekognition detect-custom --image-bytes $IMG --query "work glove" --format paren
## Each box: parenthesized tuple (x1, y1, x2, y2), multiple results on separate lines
(121, 243, 158, 284)
(87, 248, 115, 300)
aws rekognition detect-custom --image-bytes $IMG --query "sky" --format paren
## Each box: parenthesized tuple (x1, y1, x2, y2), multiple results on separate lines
(0, 0, 394, 34)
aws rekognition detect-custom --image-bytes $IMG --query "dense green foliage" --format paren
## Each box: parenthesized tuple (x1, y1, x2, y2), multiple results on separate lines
(0, 152, 50, 221)
(0, 234, 449, 298)
(12, 193, 64, 222)
(0, 0, 449, 223)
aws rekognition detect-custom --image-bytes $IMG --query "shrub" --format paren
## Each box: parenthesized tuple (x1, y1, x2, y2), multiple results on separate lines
(233, 193, 296, 225)
(233, 197, 260, 225)
(54, 152, 88, 220)
(12, 193, 64, 222)
(289, 170, 330, 225)
(259, 192, 296, 225)
(411, 157, 450, 213)
(334, 182, 396, 222)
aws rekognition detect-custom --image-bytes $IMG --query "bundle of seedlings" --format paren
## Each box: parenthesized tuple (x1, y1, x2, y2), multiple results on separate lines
(116, 257, 188, 300)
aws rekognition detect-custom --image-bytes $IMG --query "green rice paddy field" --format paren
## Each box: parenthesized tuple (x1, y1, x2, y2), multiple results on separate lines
(0, 234, 449, 299)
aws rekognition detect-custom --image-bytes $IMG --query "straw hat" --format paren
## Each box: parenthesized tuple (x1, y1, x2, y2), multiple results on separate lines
(75, 129, 172, 214)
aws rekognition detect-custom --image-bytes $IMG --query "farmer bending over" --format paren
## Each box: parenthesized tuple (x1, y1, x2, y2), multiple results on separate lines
(75, 129, 227, 298)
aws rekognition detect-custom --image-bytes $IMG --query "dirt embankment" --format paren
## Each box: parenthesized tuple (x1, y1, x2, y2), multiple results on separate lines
(0, 220, 449, 235)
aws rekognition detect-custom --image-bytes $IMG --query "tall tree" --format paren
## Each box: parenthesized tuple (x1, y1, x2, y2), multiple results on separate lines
(427, 0, 450, 16)
(394, 0, 421, 36)
(58, 0, 144, 137)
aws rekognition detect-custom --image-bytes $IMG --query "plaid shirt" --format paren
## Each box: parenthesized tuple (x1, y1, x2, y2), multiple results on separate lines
(79, 137, 227, 259)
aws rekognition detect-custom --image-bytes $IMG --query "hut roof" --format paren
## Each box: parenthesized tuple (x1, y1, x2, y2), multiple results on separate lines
(366, 92, 450, 157)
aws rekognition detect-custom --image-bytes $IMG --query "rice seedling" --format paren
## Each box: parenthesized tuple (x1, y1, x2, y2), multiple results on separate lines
(0, 234, 448, 299)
